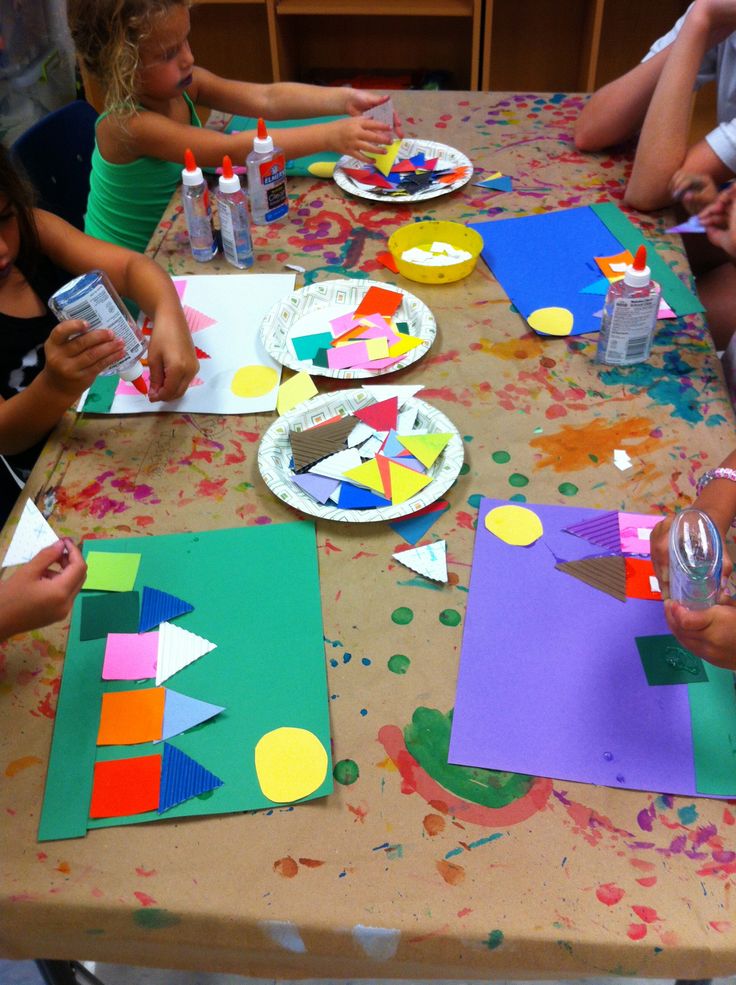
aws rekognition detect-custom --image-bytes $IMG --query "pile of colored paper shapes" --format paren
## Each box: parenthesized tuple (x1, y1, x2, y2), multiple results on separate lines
(340, 140, 470, 198)
(290, 394, 453, 510)
(291, 285, 426, 372)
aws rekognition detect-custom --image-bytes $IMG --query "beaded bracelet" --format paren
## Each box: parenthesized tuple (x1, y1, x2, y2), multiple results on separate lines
(696, 467, 736, 497)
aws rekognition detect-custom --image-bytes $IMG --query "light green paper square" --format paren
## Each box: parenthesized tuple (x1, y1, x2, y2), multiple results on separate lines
(83, 551, 141, 592)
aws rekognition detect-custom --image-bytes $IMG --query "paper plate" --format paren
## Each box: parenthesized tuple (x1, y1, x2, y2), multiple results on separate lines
(258, 389, 464, 522)
(334, 138, 473, 203)
(259, 278, 436, 379)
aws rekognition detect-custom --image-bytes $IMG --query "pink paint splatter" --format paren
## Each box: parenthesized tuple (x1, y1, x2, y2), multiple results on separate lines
(595, 883, 625, 906)
(627, 923, 647, 941)
(631, 905, 660, 923)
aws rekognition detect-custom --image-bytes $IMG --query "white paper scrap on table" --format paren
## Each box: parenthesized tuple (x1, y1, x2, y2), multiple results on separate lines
(156, 621, 217, 686)
(393, 540, 448, 582)
(2, 499, 58, 567)
(613, 449, 632, 471)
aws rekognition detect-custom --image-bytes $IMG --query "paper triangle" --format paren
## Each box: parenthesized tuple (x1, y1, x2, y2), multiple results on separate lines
(308, 447, 362, 480)
(183, 304, 217, 333)
(397, 432, 451, 468)
(290, 415, 355, 471)
(155, 622, 217, 686)
(563, 511, 621, 553)
(389, 499, 450, 544)
(368, 138, 402, 177)
(555, 555, 627, 602)
(139, 587, 194, 633)
(388, 460, 432, 504)
(2, 499, 58, 567)
(161, 688, 225, 741)
(393, 540, 448, 582)
(158, 742, 223, 813)
(194, 345, 211, 360)
(354, 397, 399, 431)
(342, 457, 386, 494)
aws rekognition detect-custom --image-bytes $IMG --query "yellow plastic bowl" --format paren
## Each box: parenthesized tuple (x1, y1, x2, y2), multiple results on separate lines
(388, 220, 483, 285)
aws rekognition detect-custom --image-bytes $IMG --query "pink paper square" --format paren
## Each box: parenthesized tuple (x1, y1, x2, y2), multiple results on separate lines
(327, 341, 371, 369)
(330, 313, 362, 338)
(102, 632, 159, 680)
(618, 512, 660, 556)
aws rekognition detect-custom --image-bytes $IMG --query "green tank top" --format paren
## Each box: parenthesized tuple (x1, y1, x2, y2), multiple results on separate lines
(84, 92, 201, 253)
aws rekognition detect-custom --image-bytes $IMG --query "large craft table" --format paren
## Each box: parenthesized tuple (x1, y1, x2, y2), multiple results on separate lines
(2, 91, 736, 979)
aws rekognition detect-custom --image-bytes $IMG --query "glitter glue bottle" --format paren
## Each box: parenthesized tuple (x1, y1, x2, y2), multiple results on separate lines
(668, 508, 723, 609)
(216, 155, 254, 269)
(181, 148, 217, 262)
(246, 118, 288, 224)
(596, 245, 661, 366)
(48, 270, 148, 393)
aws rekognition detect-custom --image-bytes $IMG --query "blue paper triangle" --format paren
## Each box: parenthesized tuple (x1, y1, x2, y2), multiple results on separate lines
(337, 484, 390, 509)
(389, 501, 450, 544)
(580, 276, 611, 296)
(476, 175, 513, 192)
(139, 587, 194, 633)
(158, 743, 223, 813)
(161, 689, 225, 741)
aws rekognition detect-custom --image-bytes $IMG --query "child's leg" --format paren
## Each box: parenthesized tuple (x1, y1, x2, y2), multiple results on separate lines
(694, 260, 736, 350)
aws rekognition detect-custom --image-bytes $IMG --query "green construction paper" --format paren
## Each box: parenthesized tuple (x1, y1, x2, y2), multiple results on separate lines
(225, 115, 342, 177)
(688, 664, 736, 796)
(591, 202, 705, 317)
(635, 633, 708, 685)
(293, 332, 334, 361)
(396, 321, 410, 335)
(83, 551, 141, 592)
(312, 347, 330, 368)
(83, 375, 118, 413)
(39, 522, 333, 840)
(80, 591, 140, 641)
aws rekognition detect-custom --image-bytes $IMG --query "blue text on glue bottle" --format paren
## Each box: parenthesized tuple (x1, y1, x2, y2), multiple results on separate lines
(596, 244, 661, 366)
(48, 270, 148, 394)
(216, 155, 254, 269)
(181, 148, 217, 262)
(246, 118, 288, 224)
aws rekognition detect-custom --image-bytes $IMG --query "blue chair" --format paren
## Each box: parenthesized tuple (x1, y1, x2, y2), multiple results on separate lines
(11, 99, 98, 230)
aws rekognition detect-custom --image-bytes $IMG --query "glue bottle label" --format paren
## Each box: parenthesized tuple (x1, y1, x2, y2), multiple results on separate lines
(258, 154, 287, 221)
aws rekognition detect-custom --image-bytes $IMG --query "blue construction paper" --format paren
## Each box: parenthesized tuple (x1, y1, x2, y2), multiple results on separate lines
(291, 472, 340, 504)
(161, 689, 225, 742)
(292, 332, 334, 361)
(138, 587, 194, 633)
(389, 500, 450, 544)
(337, 484, 391, 509)
(468, 206, 624, 336)
(580, 276, 611, 296)
(475, 175, 513, 192)
(158, 742, 224, 814)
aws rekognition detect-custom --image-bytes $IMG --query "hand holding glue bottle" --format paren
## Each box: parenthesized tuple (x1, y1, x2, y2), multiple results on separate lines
(48, 270, 148, 394)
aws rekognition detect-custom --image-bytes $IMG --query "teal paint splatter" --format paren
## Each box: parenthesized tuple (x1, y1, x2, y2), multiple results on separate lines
(677, 803, 698, 824)
(133, 909, 181, 930)
(510, 493, 527, 503)
(467, 493, 483, 507)
(486, 929, 504, 950)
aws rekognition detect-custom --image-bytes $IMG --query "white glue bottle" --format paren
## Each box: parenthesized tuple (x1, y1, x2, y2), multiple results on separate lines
(596, 245, 661, 366)
(181, 148, 217, 262)
(216, 155, 254, 269)
(246, 118, 288, 224)
(48, 270, 148, 394)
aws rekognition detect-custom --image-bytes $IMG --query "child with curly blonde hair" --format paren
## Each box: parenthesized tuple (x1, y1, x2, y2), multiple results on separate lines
(68, 0, 399, 252)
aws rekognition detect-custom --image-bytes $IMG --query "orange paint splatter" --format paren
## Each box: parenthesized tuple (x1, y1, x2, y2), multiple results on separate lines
(4, 756, 42, 777)
(298, 858, 325, 868)
(274, 856, 299, 878)
(376, 756, 398, 772)
(436, 859, 465, 885)
(423, 814, 446, 836)
(596, 883, 625, 906)
(56, 861, 70, 875)
(631, 905, 660, 923)
(627, 923, 647, 941)
(347, 802, 368, 822)
(531, 417, 659, 473)
(474, 336, 544, 361)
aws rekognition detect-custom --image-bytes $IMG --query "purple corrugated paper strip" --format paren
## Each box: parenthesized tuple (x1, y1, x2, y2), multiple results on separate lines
(563, 510, 621, 552)
(448, 498, 699, 795)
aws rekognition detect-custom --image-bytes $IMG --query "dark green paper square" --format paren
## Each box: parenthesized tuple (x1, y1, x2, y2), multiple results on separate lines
(312, 347, 330, 368)
(636, 633, 709, 685)
(80, 591, 140, 641)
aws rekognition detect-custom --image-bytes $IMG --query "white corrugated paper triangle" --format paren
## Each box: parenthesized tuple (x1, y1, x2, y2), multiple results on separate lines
(155, 621, 217, 686)
(3, 499, 58, 567)
(392, 540, 448, 583)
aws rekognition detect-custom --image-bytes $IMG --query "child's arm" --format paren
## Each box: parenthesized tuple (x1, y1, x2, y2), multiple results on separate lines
(37, 211, 198, 402)
(669, 169, 719, 213)
(0, 539, 86, 640)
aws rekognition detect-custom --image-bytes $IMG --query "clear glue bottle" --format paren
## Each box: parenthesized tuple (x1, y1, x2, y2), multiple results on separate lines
(181, 148, 217, 262)
(216, 155, 254, 269)
(668, 508, 723, 609)
(246, 118, 288, 224)
(596, 244, 661, 366)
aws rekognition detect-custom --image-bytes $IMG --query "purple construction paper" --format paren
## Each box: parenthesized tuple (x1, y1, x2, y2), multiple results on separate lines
(161, 688, 225, 741)
(291, 472, 340, 504)
(449, 498, 699, 795)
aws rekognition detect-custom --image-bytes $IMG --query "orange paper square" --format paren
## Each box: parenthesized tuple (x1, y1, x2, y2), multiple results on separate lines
(97, 687, 166, 745)
(89, 754, 162, 818)
(625, 557, 662, 601)
(353, 286, 402, 320)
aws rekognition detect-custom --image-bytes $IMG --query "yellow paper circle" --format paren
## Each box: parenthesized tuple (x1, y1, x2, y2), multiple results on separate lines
(527, 306, 574, 337)
(254, 726, 328, 803)
(485, 504, 544, 546)
(231, 365, 279, 398)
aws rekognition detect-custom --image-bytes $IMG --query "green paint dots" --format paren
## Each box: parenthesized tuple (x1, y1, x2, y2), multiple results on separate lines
(492, 450, 511, 464)
(486, 929, 504, 950)
(467, 493, 482, 508)
(133, 909, 181, 930)
(459, 463, 470, 475)
(388, 653, 411, 675)
(333, 759, 360, 785)
(439, 609, 461, 627)
(508, 473, 529, 487)
(510, 493, 527, 503)
(558, 482, 579, 497)
(391, 606, 414, 625)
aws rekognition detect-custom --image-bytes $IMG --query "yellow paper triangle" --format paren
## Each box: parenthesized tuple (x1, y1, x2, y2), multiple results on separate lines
(276, 372, 318, 415)
(388, 461, 432, 504)
(397, 432, 452, 468)
(368, 138, 402, 177)
(388, 334, 424, 358)
(342, 457, 386, 494)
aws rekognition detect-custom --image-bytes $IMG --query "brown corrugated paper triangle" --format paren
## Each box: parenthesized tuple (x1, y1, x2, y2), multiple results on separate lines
(290, 415, 357, 472)
(555, 554, 626, 602)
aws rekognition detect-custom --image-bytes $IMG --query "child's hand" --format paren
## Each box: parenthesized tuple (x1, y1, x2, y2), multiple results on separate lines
(42, 319, 125, 397)
(0, 538, 86, 640)
(343, 90, 404, 139)
(663, 596, 736, 669)
(146, 317, 199, 402)
(701, 182, 736, 257)
(669, 170, 718, 213)
(326, 116, 394, 162)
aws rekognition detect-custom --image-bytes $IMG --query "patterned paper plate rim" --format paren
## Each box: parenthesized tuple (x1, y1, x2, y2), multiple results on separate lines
(333, 138, 473, 203)
(259, 277, 436, 379)
(258, 389, 464, 522)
